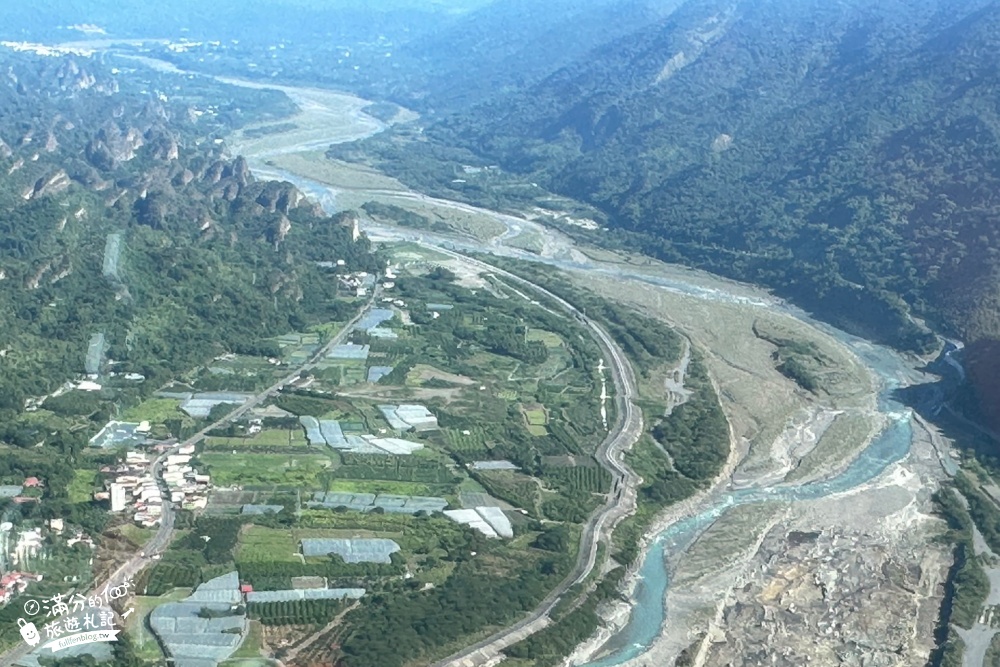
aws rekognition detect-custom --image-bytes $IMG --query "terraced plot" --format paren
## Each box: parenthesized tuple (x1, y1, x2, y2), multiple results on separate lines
(521, 403, 549, 436)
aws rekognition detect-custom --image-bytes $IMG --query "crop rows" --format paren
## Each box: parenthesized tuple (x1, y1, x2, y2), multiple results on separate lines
(477, 473, 538, 512)
(332, 463, 454, 484)
(142, 563, 201, 596)
(541, 465, 611, 494)
(444, 427, 489, 454)
(248, 598, 348, 626)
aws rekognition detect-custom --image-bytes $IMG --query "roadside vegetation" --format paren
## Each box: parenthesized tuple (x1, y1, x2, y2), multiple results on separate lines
(929, 473, 998, 666)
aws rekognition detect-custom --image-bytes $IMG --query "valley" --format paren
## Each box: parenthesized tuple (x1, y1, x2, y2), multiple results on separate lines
(0, 14, 995, 666)
(111, 53, 964, 667)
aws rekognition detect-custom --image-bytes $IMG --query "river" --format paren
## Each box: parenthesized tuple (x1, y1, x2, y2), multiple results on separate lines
(113, 52, 953, 667)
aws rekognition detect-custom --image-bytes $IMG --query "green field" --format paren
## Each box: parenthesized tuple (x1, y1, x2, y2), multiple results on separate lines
(237, 526, 301, 563)
(315, 360, 368, 385)
(67, 469, 97, 503)
(526, 329, 564, 348)
(119, 523, 156, 547)
(541, 465, 611, 494)
(206, 429, 309, 450)
(523, 408, 548, 426)
(200, 453, 334, 488)
(521, 404, 549, 436)
(326, 479, 442, 496)
(121, 398, 183, 423)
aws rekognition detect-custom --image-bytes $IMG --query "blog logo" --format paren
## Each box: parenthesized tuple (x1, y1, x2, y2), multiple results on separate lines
(17, 618, 40, 647)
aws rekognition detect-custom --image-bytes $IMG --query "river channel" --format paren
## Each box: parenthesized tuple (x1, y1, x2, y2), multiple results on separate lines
(116, 53, 951, 667)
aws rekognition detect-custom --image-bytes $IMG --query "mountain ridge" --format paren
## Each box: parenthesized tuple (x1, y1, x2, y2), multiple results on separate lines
(0, 51, 379, 414)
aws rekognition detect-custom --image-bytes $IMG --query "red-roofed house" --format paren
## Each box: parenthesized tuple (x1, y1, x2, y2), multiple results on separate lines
(22, 477, 41, 488)
(239, 584, 253, 594)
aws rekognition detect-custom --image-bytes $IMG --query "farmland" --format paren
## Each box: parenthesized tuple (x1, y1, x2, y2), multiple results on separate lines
(126, 255, 615, 667)
(205, 428, 311, 451)
(121, 398, 184, 423)
(521, 403, 549, 436)
(200, 452, 335, 489)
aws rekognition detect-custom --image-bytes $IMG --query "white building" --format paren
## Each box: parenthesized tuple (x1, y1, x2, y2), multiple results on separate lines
(110, 484, 127, 512)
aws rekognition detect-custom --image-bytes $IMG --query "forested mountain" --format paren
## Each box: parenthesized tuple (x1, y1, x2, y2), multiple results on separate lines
(0, 51, 379, 414)
(402, 0, 1000, 425)
(387, 0, 685, 112)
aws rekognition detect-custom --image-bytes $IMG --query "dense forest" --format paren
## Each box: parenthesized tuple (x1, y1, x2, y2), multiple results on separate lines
(0, 52, 381, 418)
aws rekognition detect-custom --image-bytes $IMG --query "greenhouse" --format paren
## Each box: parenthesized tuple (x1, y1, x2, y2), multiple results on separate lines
(367, 365, 395, 382)
(308, 491, 446, 514)
(300, 538, 400, 562)
(247, 588, 365, 603)
(241, 504, 284, 515)
(150, 572, 246, 667)
(327, 343, 370, 360)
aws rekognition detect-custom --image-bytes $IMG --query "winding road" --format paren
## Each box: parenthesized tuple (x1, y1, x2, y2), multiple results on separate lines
(426, 248, 644, 667)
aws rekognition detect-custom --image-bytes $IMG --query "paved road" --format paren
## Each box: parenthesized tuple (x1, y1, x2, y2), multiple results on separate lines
(427, 247, 643, 667)
(0, 294, 379, 667)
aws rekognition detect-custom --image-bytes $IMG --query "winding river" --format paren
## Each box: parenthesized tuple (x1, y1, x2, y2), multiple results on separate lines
(114, 52, 954, 667)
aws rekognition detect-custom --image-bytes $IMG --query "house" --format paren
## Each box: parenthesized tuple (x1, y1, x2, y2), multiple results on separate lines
(22, 477, 42, 488)
(240, 584, 253, 595)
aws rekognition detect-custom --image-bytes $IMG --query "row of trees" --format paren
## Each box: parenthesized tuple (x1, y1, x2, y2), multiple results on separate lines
(248, 598, 348, 626)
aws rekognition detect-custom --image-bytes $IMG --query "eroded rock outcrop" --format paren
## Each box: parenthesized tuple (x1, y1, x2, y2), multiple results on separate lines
(25, 169, 71, 199)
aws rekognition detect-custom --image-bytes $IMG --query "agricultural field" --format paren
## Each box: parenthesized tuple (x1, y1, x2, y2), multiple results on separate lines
(521, 403, 549, 436)
(313, 359, 368, 386)
(227, 621, 266, 660)
(237, 526, 304, 563)
(443, 427, 491, 456)
(200, 452, 336, 489)
(183, 354, 288, 393)
(117, 523, 157, 548)
(136, 258, 617, 667)
(121, 397, 184, 423)
(205, 429, 310, 452)
(526, 329, 564, 348)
